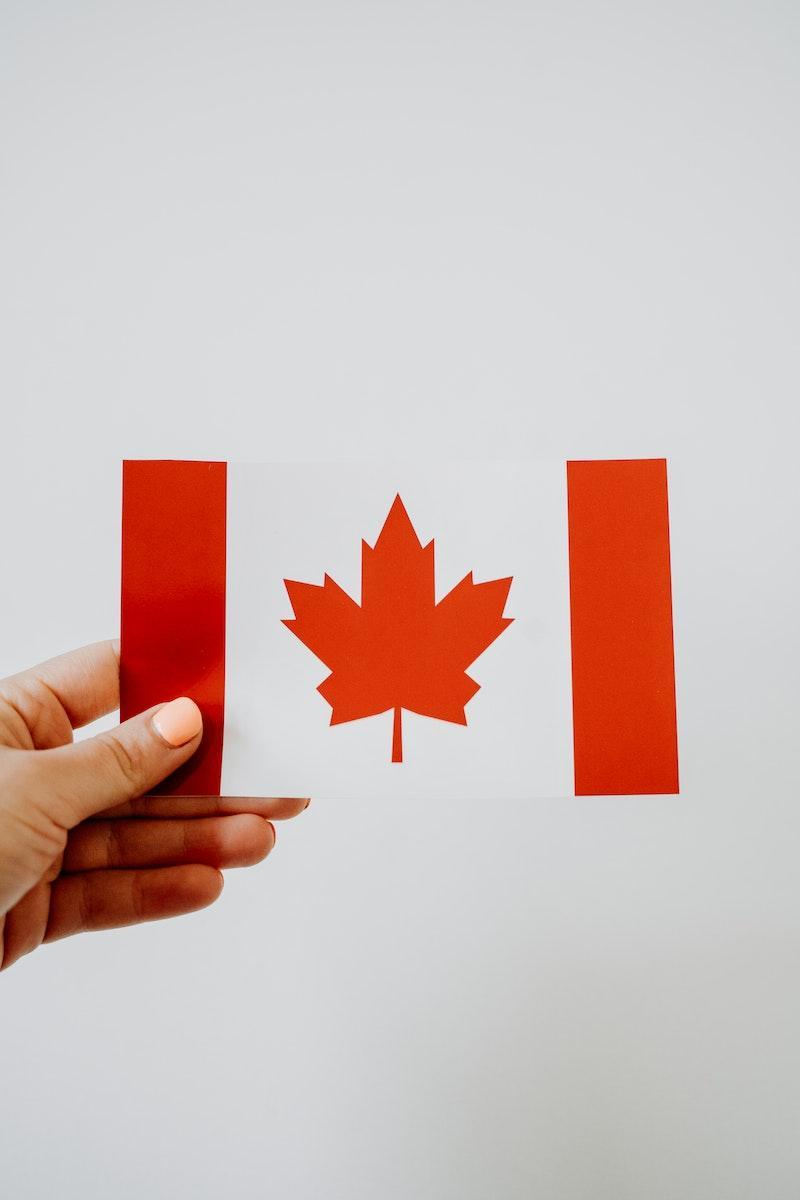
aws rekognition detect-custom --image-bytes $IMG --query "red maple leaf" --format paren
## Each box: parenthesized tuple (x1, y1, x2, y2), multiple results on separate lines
(282, 496, 513, 762)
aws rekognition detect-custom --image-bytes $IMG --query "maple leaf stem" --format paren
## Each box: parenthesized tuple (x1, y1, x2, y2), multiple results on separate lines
(391, 706, 403, 763)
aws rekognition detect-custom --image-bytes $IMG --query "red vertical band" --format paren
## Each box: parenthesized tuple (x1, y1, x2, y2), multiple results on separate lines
(567, 459, 679, 796)
(121, 460, 227, 795)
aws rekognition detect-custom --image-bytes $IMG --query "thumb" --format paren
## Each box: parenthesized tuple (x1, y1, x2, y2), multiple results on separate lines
(41, 697, 204, 827)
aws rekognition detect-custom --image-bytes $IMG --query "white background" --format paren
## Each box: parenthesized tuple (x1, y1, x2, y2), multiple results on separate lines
(224, 460, 573, 799)
(1, 2, 799, 1197)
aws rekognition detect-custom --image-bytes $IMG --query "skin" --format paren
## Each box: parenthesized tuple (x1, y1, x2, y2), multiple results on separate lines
(0, 640, 308, 971)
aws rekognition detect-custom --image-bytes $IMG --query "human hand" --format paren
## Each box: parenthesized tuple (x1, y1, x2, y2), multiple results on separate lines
(0, 640, 308, 971)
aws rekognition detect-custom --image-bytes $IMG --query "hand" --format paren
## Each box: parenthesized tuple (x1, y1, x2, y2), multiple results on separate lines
(0, 640, 308, 971)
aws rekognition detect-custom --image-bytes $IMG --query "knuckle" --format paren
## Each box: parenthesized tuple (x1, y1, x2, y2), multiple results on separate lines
(98, 732, 146, 796)
(77, 876, 99, 931)
(11, 801, 66, 878)
(0, 784, 68, 882)
(44, 850, 64, 883)
(104, 821, 125, 868)
(130, 872, 147, 921)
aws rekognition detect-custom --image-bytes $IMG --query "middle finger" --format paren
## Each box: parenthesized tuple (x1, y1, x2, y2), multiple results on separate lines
(63, 815, 276, 873)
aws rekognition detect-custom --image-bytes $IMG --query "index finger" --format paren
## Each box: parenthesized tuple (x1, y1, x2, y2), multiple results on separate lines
(98, 794, 311, 820)
(1, 640, 120, 730)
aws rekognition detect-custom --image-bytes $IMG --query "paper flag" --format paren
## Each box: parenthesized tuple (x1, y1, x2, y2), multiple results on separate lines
(120, 460, 679, 800)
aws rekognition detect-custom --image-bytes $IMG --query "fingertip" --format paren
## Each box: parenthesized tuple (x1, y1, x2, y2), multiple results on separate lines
(221, 813, 275, 866)
(249, 796, 308, 820)
(186, 864, 224, 908)
(152, 697, 203, 748)
(162, 863, 223, 911)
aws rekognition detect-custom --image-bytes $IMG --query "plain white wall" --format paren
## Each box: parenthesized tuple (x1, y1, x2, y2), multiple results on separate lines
(1, 2, 798, 1196)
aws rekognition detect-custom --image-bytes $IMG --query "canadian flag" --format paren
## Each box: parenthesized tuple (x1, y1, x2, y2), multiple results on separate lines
(121, 460, 679, 800)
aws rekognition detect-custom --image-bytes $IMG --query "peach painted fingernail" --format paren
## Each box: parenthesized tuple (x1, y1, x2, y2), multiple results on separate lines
(153, 697, 203, 747)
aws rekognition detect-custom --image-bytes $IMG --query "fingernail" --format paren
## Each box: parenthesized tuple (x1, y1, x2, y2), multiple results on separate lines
(153, 697, 203, 747)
